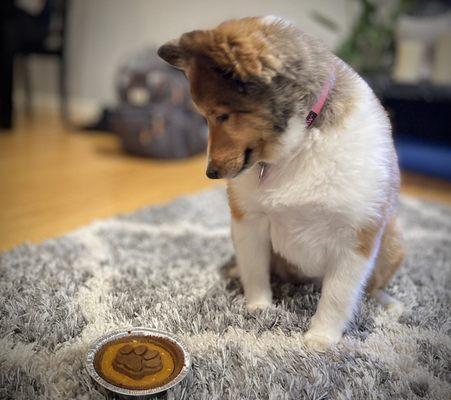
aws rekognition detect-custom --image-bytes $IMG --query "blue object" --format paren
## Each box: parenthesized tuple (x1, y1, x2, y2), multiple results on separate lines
(395, 135, 451, 181)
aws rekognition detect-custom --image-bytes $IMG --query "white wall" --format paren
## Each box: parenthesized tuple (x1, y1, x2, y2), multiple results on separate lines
(26, 0, 356, 114)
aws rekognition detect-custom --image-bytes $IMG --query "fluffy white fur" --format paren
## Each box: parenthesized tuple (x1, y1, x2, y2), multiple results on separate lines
(228, 62, 395, 351)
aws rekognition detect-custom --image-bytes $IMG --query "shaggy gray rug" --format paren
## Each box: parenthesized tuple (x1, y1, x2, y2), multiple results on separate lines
(0, 188, 450, 400)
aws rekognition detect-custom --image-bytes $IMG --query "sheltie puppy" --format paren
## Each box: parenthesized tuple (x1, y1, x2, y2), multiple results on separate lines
(158, 16, 404, 351)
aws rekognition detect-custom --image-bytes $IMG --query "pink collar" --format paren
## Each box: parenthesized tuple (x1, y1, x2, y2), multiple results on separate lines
(259, 65, 337, 184)
(305, 66, 337, 128)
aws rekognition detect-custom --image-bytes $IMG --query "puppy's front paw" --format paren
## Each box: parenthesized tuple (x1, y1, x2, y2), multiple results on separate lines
(304, 329, 340, 352)
(247, 298, 272, 312)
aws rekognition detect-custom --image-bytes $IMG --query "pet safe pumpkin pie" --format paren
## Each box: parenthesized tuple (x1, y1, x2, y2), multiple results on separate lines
(87, 328, 190, 396)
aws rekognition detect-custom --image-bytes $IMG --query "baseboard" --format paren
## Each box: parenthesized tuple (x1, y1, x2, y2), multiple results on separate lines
(14, 90, 102, 123)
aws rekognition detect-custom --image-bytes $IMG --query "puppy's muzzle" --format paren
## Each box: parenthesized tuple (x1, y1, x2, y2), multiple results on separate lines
(205, 148, 254, 180)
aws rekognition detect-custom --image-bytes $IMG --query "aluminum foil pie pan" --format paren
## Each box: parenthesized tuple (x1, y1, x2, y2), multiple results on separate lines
(86, 327, 191, 398)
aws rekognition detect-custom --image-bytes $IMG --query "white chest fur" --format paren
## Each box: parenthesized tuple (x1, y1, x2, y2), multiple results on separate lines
(230, 81, 393, 278)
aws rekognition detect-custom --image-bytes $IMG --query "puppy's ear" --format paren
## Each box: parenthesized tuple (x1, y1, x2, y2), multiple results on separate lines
(157, 39, 187, 70)
(180, 26, 281, 83)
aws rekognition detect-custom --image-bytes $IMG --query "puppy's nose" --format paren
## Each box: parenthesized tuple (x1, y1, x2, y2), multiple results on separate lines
(206, 166, 221, 179)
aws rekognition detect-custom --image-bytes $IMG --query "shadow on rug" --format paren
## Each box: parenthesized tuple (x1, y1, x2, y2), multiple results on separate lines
(0, 188, 450, 399)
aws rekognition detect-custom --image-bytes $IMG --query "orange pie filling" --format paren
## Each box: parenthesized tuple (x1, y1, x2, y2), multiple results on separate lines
(94, 336, 184, 390)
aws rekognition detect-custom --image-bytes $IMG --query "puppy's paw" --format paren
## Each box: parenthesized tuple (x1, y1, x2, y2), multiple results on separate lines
(374, 290, 404, 316)
(385, 298, 404, 316)
(247, 299, 272, 312)
(304, 329, 340, 352)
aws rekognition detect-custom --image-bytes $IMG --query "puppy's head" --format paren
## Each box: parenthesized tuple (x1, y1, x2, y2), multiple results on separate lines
(158, 17, 296, 179)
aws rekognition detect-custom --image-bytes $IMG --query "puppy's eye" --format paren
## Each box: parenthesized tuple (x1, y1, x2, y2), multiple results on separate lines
(216, 113, 230, 122)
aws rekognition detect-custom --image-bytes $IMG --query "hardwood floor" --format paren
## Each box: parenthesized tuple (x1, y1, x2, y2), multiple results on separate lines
(0, 116, 216, 251)
(400, 171, 451, 205)
(1, 115, 450, 251)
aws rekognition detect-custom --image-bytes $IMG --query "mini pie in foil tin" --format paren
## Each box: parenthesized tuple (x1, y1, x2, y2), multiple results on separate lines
(86, 327, 191, 398)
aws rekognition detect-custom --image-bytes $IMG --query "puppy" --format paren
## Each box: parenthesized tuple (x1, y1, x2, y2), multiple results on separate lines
(158, 16, 404, 351)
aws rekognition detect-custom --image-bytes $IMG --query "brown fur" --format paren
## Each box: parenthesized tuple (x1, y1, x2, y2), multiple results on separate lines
(366, 218, 404, 295)
(179, 18, 282, 83)
(187, 57, 274, 178)
(356, 224, 380, 258)
(227, 184, 244, 221)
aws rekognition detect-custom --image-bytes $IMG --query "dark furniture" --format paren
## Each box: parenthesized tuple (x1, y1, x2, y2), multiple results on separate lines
(0, 0, 69, 129)
(368, 77, 451, 180)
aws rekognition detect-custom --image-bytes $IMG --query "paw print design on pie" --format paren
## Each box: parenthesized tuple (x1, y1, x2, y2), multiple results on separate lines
(95, 336, 184, 390)
(113, 344, 163, 379)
